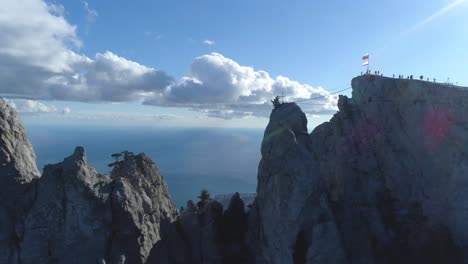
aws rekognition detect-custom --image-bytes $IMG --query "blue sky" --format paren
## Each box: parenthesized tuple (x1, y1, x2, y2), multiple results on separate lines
(1, 0, 467, 129)
(66, 0, 468, 86)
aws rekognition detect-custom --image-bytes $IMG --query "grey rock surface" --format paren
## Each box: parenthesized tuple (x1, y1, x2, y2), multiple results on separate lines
(249, 102, 345, 264)
(0, 98, 40, 187)
(18, 148, 179, 264)
(249, 76, 468, 264)
(3, 75, 468, 263)
(20, 146, 112, 264)
(313, 76, 468, 263)
(0, 98, 180, 264)
(109, 152, 178, 264)
(0, 98, 40, 264)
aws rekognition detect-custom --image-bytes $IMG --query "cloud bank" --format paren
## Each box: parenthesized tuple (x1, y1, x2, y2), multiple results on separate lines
(0, 0, 338, 119)
(144, 53, 337, 118)
(6, 99, 57, 113)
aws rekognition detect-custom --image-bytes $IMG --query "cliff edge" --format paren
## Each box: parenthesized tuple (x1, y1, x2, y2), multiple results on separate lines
(250, 75, 468, 264)
(0, 98, 179, 264)
(0, 98, 40, 264)
(1, 75, 468, 264)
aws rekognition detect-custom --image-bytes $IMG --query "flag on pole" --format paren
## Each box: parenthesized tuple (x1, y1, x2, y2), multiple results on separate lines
(362, 53, 369, 66)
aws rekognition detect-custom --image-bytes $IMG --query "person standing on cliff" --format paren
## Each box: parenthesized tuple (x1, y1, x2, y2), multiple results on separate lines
(271, 96, 281, 109)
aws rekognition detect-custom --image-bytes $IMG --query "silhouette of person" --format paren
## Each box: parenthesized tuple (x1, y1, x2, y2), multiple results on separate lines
(271, 96, 281, 109)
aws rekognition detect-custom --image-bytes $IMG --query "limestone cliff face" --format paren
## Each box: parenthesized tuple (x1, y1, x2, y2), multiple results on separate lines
(2, 75, 468, 264)
(249, 103, 346, 264)
(19, 147, 177, 263)
(312, 76, 468, 263)
(109, 152, 178, 263)
(0, 98, 40, 264)
(0, 97, 241, 264)
(0, 99, 179, 264)
(20, 147, 112, 264)
(0, 98, 40, 186)
(250, 76, 468, 264)
(18, 148, 178, 264)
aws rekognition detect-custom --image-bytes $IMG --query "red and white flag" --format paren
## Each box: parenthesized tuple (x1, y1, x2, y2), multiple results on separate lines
(362, 53, 369, 66)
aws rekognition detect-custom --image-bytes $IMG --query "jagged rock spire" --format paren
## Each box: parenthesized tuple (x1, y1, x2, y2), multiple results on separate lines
(0, 98, 40, 264)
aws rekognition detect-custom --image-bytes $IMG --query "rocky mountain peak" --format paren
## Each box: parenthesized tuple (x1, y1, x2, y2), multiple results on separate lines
(0, 98, 40, 264)
(2, 75, 468, 263)
(0, 98, 39, 185)
(69, 146, 86, 161)
(268, 102, 307, 133)
(116, 152, 161, 181)
(250, 75, 468, 263)
(61, 146, 88, 172)
(109, 151, 178, 263)
(0, 99, 180, 264)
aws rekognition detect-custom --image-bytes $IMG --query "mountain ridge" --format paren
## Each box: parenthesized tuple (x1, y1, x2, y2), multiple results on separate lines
(1, 75, 468, 263)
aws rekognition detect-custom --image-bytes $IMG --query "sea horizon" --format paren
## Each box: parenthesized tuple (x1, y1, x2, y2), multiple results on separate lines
(24, 124, 262, 207)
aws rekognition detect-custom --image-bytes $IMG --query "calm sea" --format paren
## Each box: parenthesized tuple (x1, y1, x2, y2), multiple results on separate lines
(24, 125, 263, 207)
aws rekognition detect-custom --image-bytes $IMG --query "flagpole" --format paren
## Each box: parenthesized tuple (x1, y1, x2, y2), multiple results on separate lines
(367, 54, 369, 73)
(362, 53, 370, 74)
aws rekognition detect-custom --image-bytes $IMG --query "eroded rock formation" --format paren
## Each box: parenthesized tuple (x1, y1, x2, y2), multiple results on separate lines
(1, 75, 468, 263)
(17, 148, 178, 264)
(0, 98, 40, 264)
(0, 98, 178, 264)
(248, 102, 346, 264)
(249, 76, 468, 264)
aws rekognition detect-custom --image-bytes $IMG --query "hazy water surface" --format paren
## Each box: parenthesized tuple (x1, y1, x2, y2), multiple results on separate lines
(25, 125, 263, 206)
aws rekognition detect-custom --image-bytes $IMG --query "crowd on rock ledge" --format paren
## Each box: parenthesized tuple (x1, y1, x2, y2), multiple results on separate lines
(360, 70, 459, 85)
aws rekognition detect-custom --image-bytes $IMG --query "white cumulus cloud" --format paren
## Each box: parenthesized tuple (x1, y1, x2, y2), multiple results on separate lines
(46, 51, 173, 102)
(144, 53, 338, 118)
(0, 0, 338, 119)
(6, 99, 57, 113)
(0, 0, 173, 103)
